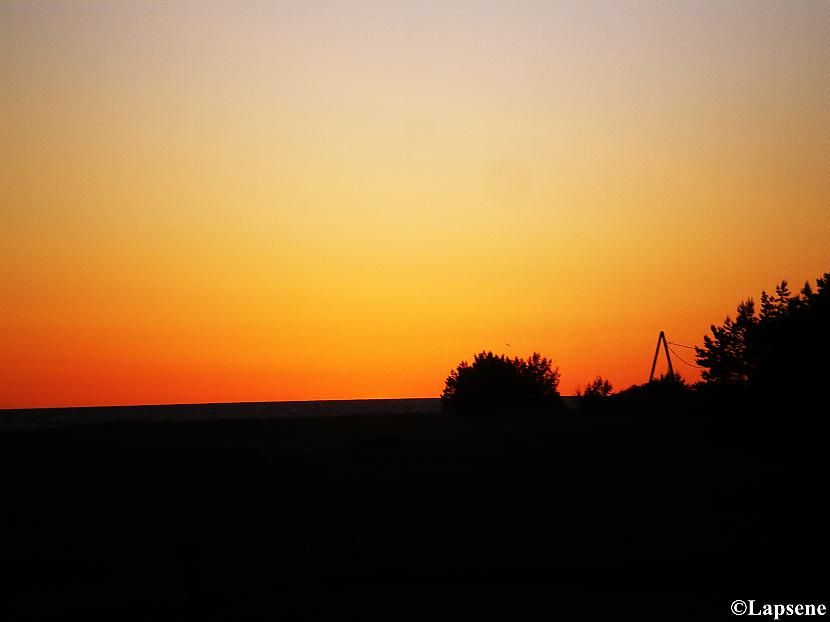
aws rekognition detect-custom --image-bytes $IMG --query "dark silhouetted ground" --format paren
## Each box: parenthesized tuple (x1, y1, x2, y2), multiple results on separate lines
(1, 399, 827, 618)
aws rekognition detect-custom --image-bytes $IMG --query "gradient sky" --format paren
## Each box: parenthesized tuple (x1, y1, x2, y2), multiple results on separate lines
(2, 1, 829, 408)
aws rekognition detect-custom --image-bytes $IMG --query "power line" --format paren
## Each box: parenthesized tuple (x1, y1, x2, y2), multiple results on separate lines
(667, 344, 703, 369)
(667, 341, 697, 350)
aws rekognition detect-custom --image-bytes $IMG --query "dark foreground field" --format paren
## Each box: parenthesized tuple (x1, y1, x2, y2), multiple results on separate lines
(1, 399, 828, 618)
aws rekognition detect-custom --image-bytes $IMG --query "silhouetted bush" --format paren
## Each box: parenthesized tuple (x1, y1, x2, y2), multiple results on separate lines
(441, 351, 561, 413)
(577, 376, 613, 398)
(576, 376, 613, 409)
(611, 374, 695, 413)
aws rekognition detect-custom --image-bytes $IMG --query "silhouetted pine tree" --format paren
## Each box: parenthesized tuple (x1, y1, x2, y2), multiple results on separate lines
(696, 272, 830, 399)
(695, 298, 757, 385)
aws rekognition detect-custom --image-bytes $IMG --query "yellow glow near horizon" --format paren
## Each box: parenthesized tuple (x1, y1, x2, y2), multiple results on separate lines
(2, 1, 829, 407)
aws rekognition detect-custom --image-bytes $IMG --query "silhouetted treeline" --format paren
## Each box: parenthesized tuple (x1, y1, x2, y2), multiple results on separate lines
(442, 351, 561, 413)
(694, 272, 830, 402)
(442, 272, 828, 414)
(575, 271, 830, 413)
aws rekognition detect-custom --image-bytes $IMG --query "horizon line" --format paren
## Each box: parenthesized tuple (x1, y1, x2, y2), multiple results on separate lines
(0, 395, 586, 412)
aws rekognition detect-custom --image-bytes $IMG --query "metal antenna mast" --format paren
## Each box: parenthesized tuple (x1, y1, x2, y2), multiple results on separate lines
(649, 330, 675, 382)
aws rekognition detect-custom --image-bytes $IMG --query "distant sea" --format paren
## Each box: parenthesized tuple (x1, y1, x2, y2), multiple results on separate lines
(0, 398, 443, 431)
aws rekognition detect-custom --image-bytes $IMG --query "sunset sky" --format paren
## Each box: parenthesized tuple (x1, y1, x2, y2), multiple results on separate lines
(2, 1, 829, 408)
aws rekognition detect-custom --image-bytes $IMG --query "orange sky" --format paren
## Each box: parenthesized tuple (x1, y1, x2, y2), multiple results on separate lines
(2, 1, 829, 408)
